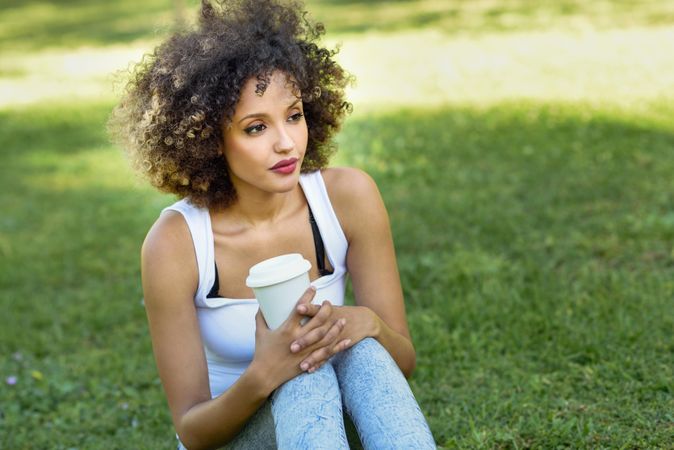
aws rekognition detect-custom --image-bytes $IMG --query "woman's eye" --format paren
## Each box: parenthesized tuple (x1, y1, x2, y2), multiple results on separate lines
(288, 112, 304, 122)
(244, 124, 266, 135)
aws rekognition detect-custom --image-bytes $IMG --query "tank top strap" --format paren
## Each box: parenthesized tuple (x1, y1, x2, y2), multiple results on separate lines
(299, 171, 348, 274)
(162, 199, 215, 307)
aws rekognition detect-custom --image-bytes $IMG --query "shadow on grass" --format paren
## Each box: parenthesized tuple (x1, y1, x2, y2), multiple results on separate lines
(338, 103, 674, 265)
(0, 104, 112, 156)
(1, 99, 673, 447)
(2, 99, 674, 306)
(3, 0, 674, 51)
(3, 99, 674, 300)
(0, 0, 184, 52)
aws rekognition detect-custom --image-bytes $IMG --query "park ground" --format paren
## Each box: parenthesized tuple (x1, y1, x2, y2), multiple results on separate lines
(1, 0, 673, 448)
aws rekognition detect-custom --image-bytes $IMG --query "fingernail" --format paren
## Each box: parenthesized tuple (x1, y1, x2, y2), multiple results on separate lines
(300, 362, 309, 371)
(297, 305, 306, 313)
(308, 286, 316, 292)
(344, 339, 352, 348)
(291, 343, 300, 352)
(339, 318, 346, 326)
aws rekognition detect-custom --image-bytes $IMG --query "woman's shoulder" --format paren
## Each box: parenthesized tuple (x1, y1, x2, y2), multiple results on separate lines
(142, 208, 194, 264)
(320, 167, 385, 238)
(141, 209, 199, 302)
(320, 167, 380, 202)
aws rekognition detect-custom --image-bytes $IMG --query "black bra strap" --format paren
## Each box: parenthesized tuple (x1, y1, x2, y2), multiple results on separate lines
(309, 206, 332, 277)
(207, 205, 332, 298)
(207, 264, 220, 298)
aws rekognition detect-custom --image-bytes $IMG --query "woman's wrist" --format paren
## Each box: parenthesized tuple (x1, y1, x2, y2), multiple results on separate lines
(363, 305, 383, 338)
(244, 360, 276, 399)
(357, 307, 416, 377)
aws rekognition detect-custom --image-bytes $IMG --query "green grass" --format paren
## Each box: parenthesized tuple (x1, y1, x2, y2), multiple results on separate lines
(0, 103, 174, 448)
(1, 0, 674, 448)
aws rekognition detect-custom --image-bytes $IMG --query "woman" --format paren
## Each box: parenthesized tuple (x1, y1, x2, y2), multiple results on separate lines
(110, 0, 435, 448)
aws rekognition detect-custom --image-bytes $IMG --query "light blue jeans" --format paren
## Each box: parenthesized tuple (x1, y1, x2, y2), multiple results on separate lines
(182, 338, 436, 449)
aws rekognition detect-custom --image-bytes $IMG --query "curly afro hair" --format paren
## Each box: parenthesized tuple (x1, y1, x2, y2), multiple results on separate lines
(109, 0, 352, 209)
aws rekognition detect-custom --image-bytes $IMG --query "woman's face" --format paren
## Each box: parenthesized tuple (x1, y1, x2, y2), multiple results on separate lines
(222, 71, 308, 198)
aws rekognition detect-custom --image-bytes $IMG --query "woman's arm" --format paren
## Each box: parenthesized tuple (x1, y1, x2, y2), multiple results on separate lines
(142, 212, 346, 449)
(291, 168, 416, 377)
(334, 167, 416, 376)
(142, 212, 268, 449)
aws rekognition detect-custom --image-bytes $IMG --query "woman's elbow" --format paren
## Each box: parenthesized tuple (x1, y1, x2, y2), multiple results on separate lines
(402, 354, 417, 379)
(176, 417, 210, 450)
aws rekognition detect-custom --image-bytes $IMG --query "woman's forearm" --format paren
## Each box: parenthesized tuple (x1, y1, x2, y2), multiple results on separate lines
(177, 362, 273, 450)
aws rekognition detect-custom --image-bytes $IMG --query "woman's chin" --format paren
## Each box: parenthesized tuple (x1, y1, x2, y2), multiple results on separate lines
(272, 174, 302, 193)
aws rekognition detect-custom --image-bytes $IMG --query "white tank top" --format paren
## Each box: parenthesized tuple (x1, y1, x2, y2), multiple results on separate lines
(162, 171, 348, 397)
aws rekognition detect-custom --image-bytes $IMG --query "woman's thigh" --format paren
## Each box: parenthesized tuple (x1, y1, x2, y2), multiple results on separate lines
(223, 400, 276, 449)
(176, 401, 276, 450)
(177, 364, 352, 450)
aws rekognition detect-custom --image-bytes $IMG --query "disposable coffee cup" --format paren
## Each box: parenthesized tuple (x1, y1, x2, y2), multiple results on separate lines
(245, 253, 312, 330)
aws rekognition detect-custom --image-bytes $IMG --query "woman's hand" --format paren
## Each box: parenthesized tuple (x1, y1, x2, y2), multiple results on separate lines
(290, 303, 380, 373)
(251, 287, 348, 393)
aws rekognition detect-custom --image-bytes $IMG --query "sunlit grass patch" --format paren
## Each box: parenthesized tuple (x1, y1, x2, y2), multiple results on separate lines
(3, 25, 674, 112)
(335, 26, 674, 111)
(0, 43, 152, 108)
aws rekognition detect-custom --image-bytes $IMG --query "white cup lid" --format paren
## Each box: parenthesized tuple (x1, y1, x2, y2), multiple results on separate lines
(245, 253, 311, 288)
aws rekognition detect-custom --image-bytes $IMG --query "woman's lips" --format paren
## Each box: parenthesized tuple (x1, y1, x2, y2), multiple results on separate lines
(270, 158, 298, 174)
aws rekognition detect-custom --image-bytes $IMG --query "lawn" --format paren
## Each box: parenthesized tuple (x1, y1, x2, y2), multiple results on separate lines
(1, 1, 673, 448)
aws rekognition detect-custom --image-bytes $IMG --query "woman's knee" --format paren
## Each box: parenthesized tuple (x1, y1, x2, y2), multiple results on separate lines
(346, 337, 389, 360)
(351, 336, 381, 351)
(335, 337, 398, 372)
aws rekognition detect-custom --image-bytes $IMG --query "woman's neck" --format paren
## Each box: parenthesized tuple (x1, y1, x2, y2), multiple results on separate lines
(223, 183, 303, 228)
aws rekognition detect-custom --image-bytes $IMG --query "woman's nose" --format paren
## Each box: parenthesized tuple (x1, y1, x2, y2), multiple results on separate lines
(274, 126, 295, 153)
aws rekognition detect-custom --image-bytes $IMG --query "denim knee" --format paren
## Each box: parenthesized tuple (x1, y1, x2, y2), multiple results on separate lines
(350, 336, 382, 353)
(336, 337, 394, 368)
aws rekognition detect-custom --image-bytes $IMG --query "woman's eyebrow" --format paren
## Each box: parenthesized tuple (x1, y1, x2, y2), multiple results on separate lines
(237, 99, 302, 124)
(237, 112, 266, 124)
